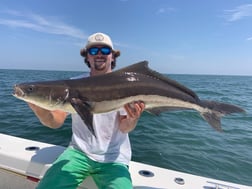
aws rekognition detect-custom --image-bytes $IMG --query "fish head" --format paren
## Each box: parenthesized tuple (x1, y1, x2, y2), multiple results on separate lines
(13, 82, 70, 110)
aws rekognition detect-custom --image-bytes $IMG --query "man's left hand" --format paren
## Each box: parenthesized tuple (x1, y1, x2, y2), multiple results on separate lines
(119, 101, 145, 133)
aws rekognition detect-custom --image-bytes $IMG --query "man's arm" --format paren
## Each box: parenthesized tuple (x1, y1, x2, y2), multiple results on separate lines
(119, 101, 145, 133)
(28, 103, 68, 129)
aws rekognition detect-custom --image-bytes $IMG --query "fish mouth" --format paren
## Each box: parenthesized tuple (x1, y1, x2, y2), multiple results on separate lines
(13, 85, 25, 97)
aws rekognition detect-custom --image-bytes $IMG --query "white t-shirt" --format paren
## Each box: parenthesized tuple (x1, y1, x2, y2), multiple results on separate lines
(70, 110, 132, 165)
(69, 74, 132, 165)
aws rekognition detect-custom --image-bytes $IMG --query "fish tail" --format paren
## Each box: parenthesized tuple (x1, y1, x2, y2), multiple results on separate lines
(201, 111, 222, 131)
(200, 100, 245, 131)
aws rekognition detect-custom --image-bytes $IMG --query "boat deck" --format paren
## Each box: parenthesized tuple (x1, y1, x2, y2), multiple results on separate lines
(0, 133, 251, 189)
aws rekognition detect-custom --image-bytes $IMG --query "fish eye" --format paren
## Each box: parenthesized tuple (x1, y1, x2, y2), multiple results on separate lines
(27, 85, 34, 92)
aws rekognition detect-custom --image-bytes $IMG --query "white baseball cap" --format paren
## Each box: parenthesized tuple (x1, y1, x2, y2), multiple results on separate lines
(80, 32, 120, 57)
(86, 32, 114, 49)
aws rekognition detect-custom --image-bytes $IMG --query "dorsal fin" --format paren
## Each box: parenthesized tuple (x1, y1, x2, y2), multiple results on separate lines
(115, 60, 149, 74)
(115, 61, 199, 100)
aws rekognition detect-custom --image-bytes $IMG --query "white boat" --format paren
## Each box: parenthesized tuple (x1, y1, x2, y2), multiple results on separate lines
(0, 133, 251, 189)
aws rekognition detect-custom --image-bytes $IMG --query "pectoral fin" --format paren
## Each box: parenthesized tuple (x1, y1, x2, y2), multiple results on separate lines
(70, 98, 96, 137)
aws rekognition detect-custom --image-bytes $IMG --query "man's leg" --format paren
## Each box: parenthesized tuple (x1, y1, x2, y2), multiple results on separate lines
(36, 147, 90, 189)
(92, 162, 132, 189)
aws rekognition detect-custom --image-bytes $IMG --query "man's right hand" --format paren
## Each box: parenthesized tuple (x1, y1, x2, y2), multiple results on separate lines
(28, 103, 68, 128)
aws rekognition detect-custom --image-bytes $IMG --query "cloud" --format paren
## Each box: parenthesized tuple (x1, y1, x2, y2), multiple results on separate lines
(247, 37, 252, 41)
(156, 7, 176, 14)
(0, 9, 86, 39)
(224, 4, 252, 22)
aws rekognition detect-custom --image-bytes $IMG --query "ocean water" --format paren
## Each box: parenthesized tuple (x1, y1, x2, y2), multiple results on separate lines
(0, 69, 252, 186)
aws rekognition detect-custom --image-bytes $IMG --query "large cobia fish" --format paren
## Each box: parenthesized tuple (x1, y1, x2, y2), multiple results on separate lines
(13, 61, 245, 136)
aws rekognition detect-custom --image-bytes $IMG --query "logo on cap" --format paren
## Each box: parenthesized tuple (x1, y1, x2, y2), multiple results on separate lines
(95, 34, 104, 41)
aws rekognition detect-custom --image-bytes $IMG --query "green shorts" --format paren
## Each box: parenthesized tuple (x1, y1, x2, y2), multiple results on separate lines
(36, 147, 132, 189)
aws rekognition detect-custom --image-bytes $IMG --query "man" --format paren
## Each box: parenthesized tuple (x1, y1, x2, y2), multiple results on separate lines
(29, 32, 145, 189)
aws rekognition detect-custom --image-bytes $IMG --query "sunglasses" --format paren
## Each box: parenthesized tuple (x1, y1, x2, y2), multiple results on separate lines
(88, 46, 112, 55)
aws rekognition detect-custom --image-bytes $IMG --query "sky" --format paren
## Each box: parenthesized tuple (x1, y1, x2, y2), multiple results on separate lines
(0, 0, 252, 75)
